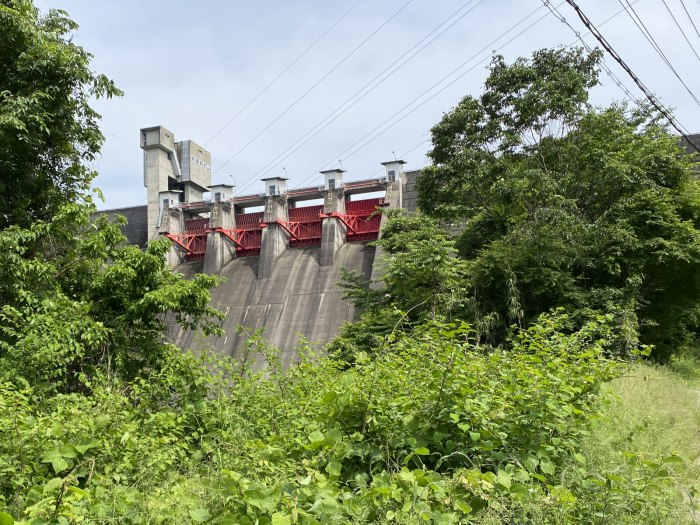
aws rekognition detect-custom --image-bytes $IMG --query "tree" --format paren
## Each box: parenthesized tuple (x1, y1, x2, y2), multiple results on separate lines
(417, 47, 700, 359)
(0, 203, 223, 393)
(0, 0, 121, 228)
(0, 1, 222, 393)
(331, 211, 469, 359)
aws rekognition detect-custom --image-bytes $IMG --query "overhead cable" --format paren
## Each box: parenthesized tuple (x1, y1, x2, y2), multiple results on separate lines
(298, 0, 646, 189)
(617, 0, 700, 108)
(213, 0, 416, 175)
(543, 0, 640, 105)
(661, 0, 700, 63)
(294, 2, 555, 187)
(563, 0, 700, 153)
(248, 0, 487, 183)
(203, 0, 365, 146)
(678, 0, 700, 41)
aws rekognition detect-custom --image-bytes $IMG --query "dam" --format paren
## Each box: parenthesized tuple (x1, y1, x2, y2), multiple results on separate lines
(113, 126, 420, 363)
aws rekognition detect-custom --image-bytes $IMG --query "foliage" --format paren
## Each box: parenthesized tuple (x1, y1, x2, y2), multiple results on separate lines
(0, 200, 223, 394)
(330, 212, 469, 359)
(571, 362, 700, 523)
(2, 314, 652, 524)
(417, 47, 700, 359)
(0, 5, 694, 520)
(0, 0, 121, 228)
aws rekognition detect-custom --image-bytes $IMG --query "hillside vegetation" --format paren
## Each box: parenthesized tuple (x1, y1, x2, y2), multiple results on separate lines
(1, 1, 699, 523)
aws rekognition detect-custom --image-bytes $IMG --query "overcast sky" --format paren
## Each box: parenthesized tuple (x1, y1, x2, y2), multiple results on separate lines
(37, 0, 700, 209)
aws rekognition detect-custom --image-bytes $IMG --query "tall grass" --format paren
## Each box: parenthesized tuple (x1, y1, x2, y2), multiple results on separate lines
(579, 360, 700, 524)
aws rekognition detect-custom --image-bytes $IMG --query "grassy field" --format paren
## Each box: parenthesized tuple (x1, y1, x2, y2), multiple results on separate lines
(578, 357, 700, 523)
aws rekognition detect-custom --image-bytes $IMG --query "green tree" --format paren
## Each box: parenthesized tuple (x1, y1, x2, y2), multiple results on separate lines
(0, 1, 222, 393)
(417, 47, 700, 359)
(331, 211, 469, 358)
(0, 0, 121, 228)
(0, 203, 223, 393)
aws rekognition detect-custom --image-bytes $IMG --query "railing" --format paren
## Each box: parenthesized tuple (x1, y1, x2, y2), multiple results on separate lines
(328, 197, 384, 242)
(163, 179, 388, 258)
(282, 205, 323, 247)
(214, 211, 264, 257)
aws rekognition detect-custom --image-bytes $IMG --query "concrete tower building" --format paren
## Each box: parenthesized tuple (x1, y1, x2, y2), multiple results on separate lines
(140, 126, 212, 239)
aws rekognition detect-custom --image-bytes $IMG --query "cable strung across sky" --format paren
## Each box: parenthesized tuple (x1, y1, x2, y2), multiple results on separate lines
(213, 0, 416, 176)
(203, 0, 366, 147)
(564, 0, 700, 153)
(617, 0, 700, 109)
(249, 0, 487, 184)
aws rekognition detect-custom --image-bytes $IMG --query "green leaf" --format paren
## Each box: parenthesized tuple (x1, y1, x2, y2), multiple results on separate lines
(189, 509, 210, 523)
(662, 455, 683, 464)
(43, 478, 63, 494)
(510, 484, 530, 502)
(52, 457, 69, 474)
(539, 461, 555, 475)
(271, 513, 291, 525)
(496, 470, 511, 489)
(67, 486, 89, 499)
(325, 460, 342, 477)
(308, 430, 324, 444)
(0, 512, 14, 525)
(74, 438, 98, 454)
(415, 447, 430, 456)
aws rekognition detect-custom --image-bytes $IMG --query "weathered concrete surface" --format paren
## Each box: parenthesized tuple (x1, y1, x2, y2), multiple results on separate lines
(102, 205, 148, 248)
(172, 243, 375, 368)
(319, 218, 346, 266)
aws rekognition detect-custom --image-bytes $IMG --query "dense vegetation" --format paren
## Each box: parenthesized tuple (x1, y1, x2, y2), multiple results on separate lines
(415, 48, 700, 360)
(0, 1, 698, 523)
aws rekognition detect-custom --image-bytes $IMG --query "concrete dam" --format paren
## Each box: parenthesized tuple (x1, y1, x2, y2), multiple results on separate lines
(112, 126, 420, 364)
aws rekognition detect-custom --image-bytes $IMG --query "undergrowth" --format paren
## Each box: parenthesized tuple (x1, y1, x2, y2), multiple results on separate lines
(1, 318, 698, 524)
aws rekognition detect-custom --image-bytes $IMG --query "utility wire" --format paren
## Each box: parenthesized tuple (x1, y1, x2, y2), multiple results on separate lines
(305, 0, 640, 187)
(678, 0, 700, 41)
(563, 0, 700, 153)
(213, 0, 416, 175)
(661, 0, 700, 63)
(294, 2, 554, 187)
(248, 0, 487, 184)
(299, 0, 646, 189)
(373, 1, 645, 188)
(203, 0, 365, 146)
(566, 0, 640, 45)
(617, 0, 700, 108)
(543, 0, 640, 105)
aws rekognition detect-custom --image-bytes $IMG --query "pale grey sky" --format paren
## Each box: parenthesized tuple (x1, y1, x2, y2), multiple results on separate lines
(37, 0, 700, 209)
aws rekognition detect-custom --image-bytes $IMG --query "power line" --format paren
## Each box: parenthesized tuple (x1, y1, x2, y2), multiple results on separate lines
(203, 0, 365, 146)
(247, 0, 487, 185)
(375, 1, 646, 186)
(661, 0, 700, 63)
(617, 0, 700, 108)
(678, 0, 700, 42)
(308, 0, 641, 187)
(213, 0, 416, 175)
(295, 2, 555, 187)
(563, 0, 700, 153)
(543, 0, 640, 105)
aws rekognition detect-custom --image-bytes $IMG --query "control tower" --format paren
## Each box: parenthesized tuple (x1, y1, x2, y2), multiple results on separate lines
(140, 126, 212, 238)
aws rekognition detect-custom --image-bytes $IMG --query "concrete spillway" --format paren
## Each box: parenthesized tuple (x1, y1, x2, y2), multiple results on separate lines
(173, 242, 375, 367)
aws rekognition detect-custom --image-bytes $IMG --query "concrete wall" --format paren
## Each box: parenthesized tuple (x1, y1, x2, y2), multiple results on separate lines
(172, 243, 376, 368)
(402, 169, 421, 213)
(680, 133, 700, 178)
(102, 205, 148, 248)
